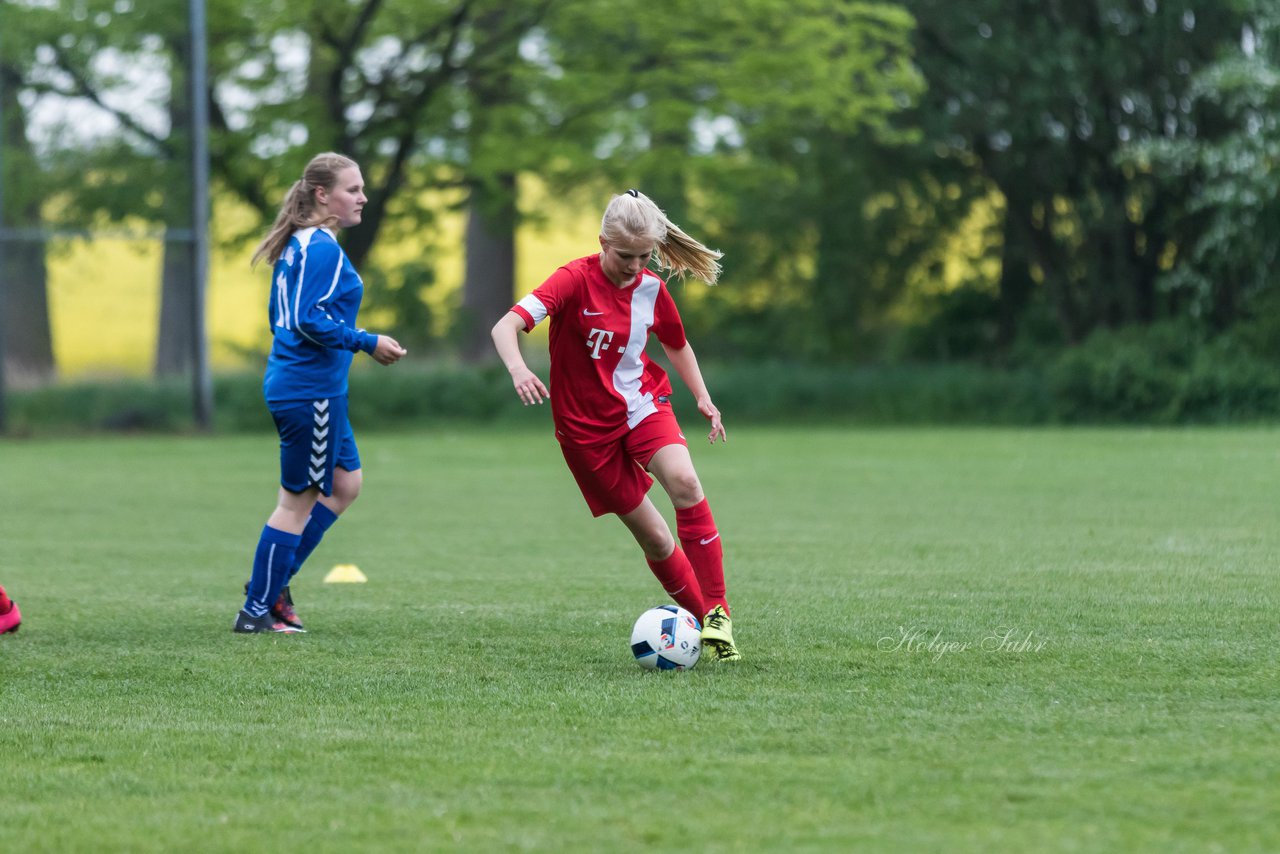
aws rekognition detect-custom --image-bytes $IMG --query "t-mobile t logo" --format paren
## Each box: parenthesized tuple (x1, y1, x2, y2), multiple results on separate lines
(586, 328, 615, 359)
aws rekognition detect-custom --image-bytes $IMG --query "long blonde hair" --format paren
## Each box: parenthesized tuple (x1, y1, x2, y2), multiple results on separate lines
(601, 189, 723, 284)
(251, 152, 358, 268)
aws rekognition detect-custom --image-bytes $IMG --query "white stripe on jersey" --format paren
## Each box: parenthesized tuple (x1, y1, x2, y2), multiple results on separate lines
(517, 293, 548, 324)
(292, 228, 322, 345)
(287, 227, 347, 347)
(317, 244, 345, 305)
(615, 273, 660, 429)
(274, 270, 289, 329)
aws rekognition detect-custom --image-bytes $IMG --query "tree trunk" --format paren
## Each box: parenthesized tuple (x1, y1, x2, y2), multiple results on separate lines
(459, 174, 517, 363)
(0, 234, 55, 388)
(458, 6, 521, 364)
(813, 195, 868, 360)
(996, 192, 1034, 349)
(0, 65, 55, 387)
(154, 233, 195, 376)
(154, 41, 194, 377)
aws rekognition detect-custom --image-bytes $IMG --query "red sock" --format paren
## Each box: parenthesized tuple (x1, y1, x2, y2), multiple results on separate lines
(645, 547, 706, 617)
(0, 586, 11, 615)
(676, 499, 728, 616)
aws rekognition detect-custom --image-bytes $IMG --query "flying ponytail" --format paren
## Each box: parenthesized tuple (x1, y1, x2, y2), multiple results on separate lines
(600, 189, 723, 284)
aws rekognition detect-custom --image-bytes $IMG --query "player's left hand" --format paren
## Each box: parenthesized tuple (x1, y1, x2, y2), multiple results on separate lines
(698, 398, 726, 443)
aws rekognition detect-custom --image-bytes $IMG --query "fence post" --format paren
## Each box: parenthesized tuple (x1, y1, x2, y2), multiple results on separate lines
(189, 0, 213, 430)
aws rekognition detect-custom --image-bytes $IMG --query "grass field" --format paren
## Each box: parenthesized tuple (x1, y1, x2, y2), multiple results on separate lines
(1, 427, 1277, 852)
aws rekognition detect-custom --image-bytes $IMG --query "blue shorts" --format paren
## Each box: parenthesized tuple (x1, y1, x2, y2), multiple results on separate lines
(270, 396, 360, 496)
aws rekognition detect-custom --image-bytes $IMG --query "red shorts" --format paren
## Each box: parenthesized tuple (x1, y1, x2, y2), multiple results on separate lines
(559, 406, 689, 517)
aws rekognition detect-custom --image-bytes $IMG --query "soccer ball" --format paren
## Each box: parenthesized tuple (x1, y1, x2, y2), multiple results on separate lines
(630, 605, 702, 670)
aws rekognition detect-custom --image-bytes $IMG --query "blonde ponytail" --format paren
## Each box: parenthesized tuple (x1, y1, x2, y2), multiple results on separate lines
(600, 189, 723, 284)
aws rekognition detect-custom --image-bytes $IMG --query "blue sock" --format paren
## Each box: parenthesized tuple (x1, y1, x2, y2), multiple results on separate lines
(288, 502, 340, 582)
(243, 525, 302, 617)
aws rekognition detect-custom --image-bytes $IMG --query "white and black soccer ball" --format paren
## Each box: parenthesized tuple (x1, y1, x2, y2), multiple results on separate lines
(630, 605, 702, 670)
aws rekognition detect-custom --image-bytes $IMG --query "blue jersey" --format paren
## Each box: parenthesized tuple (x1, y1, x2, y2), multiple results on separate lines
(263, 227, 375, 405)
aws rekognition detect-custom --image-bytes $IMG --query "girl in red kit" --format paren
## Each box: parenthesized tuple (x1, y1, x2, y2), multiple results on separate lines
(491, 189, 740, 662)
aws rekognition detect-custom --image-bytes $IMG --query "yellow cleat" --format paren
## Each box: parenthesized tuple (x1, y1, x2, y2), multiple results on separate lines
(701, 605, 741, 662)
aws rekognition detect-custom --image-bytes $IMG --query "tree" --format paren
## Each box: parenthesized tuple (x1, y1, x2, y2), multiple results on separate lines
(201, 0, 923, 361)
(7, 0, 924, 370)
(1122, 0, 1280, 331)
(12, 0, 482, 369)
(0, 63, 56, 386)
(0, 4, 62, 386)
(529, 0, 922, 361)
(457, 4, 541, 361)
(9, 0, 228, 378)
(207, 0, 531, 359)
(902, 0, 1252, 347)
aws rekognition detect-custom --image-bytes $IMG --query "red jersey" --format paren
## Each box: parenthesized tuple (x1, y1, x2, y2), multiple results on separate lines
(511, 254, 688, 446)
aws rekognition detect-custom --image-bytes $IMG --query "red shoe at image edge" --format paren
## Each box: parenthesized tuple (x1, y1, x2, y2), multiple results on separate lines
(0, 600, 20, 634)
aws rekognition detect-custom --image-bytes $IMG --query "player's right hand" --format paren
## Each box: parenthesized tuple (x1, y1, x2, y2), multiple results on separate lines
(510, 366, 550, 405)
(372, 335, 407, 365)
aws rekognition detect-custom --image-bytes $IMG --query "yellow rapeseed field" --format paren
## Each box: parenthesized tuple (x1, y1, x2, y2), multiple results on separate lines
(48, 177, 596, 377)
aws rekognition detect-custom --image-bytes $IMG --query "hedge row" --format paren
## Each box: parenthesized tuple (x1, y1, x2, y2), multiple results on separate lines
(6, 342, 1280, 435)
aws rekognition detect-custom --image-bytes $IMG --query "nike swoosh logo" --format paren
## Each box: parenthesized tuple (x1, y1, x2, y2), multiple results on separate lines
(699, 534, 720, 545)
(583, 309, 604, 316)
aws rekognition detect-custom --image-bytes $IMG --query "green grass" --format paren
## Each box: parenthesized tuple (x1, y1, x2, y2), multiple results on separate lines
(1, 427, 1277, 852)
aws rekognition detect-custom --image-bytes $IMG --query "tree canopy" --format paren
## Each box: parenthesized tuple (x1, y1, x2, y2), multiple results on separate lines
(2, 0, 1277, 374)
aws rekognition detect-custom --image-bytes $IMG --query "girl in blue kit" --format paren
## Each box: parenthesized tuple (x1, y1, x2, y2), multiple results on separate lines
(234, 152, 406, 634)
